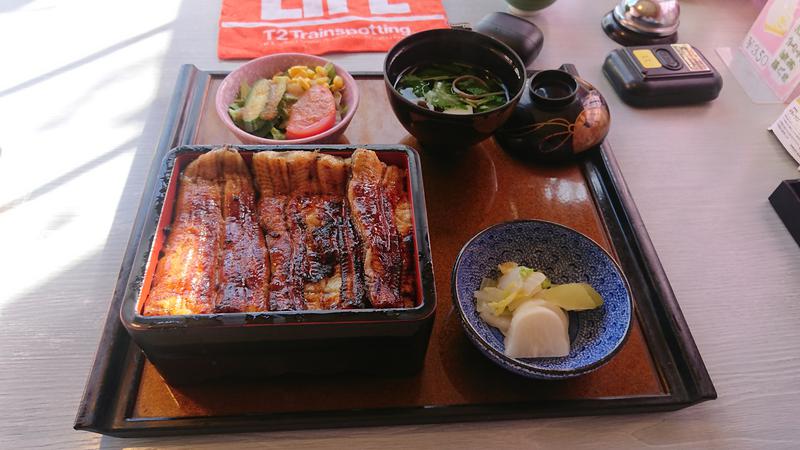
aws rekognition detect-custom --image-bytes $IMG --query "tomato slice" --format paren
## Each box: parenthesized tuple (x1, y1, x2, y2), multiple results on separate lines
(286, 84, 337, 139)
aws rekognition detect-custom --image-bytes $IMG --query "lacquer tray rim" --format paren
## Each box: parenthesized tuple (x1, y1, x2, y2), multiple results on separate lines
(74, 65, 715, 438)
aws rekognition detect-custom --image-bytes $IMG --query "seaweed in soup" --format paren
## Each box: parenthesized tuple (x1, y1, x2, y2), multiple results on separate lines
(395, 62, 508, 114)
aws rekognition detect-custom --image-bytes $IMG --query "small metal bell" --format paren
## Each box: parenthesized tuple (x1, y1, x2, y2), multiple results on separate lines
(602, 0, 680, 46)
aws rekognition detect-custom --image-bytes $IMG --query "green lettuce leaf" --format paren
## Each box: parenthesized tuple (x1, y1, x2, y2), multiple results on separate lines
(424, 81, 465, 110)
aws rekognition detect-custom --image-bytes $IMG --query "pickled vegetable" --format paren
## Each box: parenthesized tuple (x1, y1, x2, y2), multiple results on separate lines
(474, 262, 604, 358)
(503, 300, 570, 358)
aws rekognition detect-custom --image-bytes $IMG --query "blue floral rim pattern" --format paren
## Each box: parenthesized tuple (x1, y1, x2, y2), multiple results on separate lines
(451, 220, 633, 379)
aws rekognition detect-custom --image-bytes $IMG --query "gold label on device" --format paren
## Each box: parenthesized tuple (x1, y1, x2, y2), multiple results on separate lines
(671, 44, 710, 72)
(632, 49, 662, 69)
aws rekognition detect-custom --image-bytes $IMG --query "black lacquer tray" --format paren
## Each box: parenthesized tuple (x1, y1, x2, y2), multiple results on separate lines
(74, 65, 715, 437)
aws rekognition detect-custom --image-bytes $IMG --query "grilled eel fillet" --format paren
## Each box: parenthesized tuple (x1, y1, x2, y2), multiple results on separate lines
(382, 165, 415, 308)
(217, 149, 269, 313)
(252, 151, 305, 311)
(347, 149, 405, 308)
(253, 151, 367, 310)
(143, 148, 268, 315)
(316, 154, 367, 309)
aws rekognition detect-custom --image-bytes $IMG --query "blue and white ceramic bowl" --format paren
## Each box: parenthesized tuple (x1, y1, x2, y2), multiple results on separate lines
(451, 220, 632, 379)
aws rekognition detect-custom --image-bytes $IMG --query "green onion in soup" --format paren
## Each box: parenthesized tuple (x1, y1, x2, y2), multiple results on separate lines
(394, 62, 509, 114)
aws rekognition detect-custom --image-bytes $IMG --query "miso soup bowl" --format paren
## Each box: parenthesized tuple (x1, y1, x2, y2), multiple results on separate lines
(384, 28, 527, 150)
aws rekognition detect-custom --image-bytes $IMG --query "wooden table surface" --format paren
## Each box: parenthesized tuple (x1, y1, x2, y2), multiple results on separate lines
(1, 0, 799, 448)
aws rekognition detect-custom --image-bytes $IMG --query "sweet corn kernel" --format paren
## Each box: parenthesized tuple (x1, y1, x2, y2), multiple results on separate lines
(305, 68, 315, 78)
(299, 78, 311, 90)
(313, 76, 330, 86)
(286, 81, 303, 97)
(315, 65, 327, 76)
(332, 75, 344, 90)
(288, 66, 308, 78)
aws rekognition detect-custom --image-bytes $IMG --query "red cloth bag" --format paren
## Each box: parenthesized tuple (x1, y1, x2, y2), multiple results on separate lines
(219, 0, 449, 59)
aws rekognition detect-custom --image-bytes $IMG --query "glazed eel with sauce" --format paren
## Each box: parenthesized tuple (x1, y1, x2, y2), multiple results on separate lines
(251, 149, 415, 311)
(142, 147, 414, 315)
(143, 148, 268, 315)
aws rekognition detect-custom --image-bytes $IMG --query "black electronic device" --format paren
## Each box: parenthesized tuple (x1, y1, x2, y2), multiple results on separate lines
(603, 43, 722, 107)
(769, 179, 800, 248)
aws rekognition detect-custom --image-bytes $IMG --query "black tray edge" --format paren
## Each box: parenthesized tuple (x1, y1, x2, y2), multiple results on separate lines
(75, 64, 716, 437)
(86, 395, 688, 437)
(595, 144, 716, 401)
(74, 64, 199, 432)
(563, 62, 715, 403)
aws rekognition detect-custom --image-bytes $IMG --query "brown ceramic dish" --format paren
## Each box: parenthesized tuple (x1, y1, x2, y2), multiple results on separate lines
(383, 28, 526, 149)
(119, 145, 436, 385)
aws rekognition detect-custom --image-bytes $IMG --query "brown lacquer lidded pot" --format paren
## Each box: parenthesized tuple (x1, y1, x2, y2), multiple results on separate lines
(497, 68, 611, 162)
